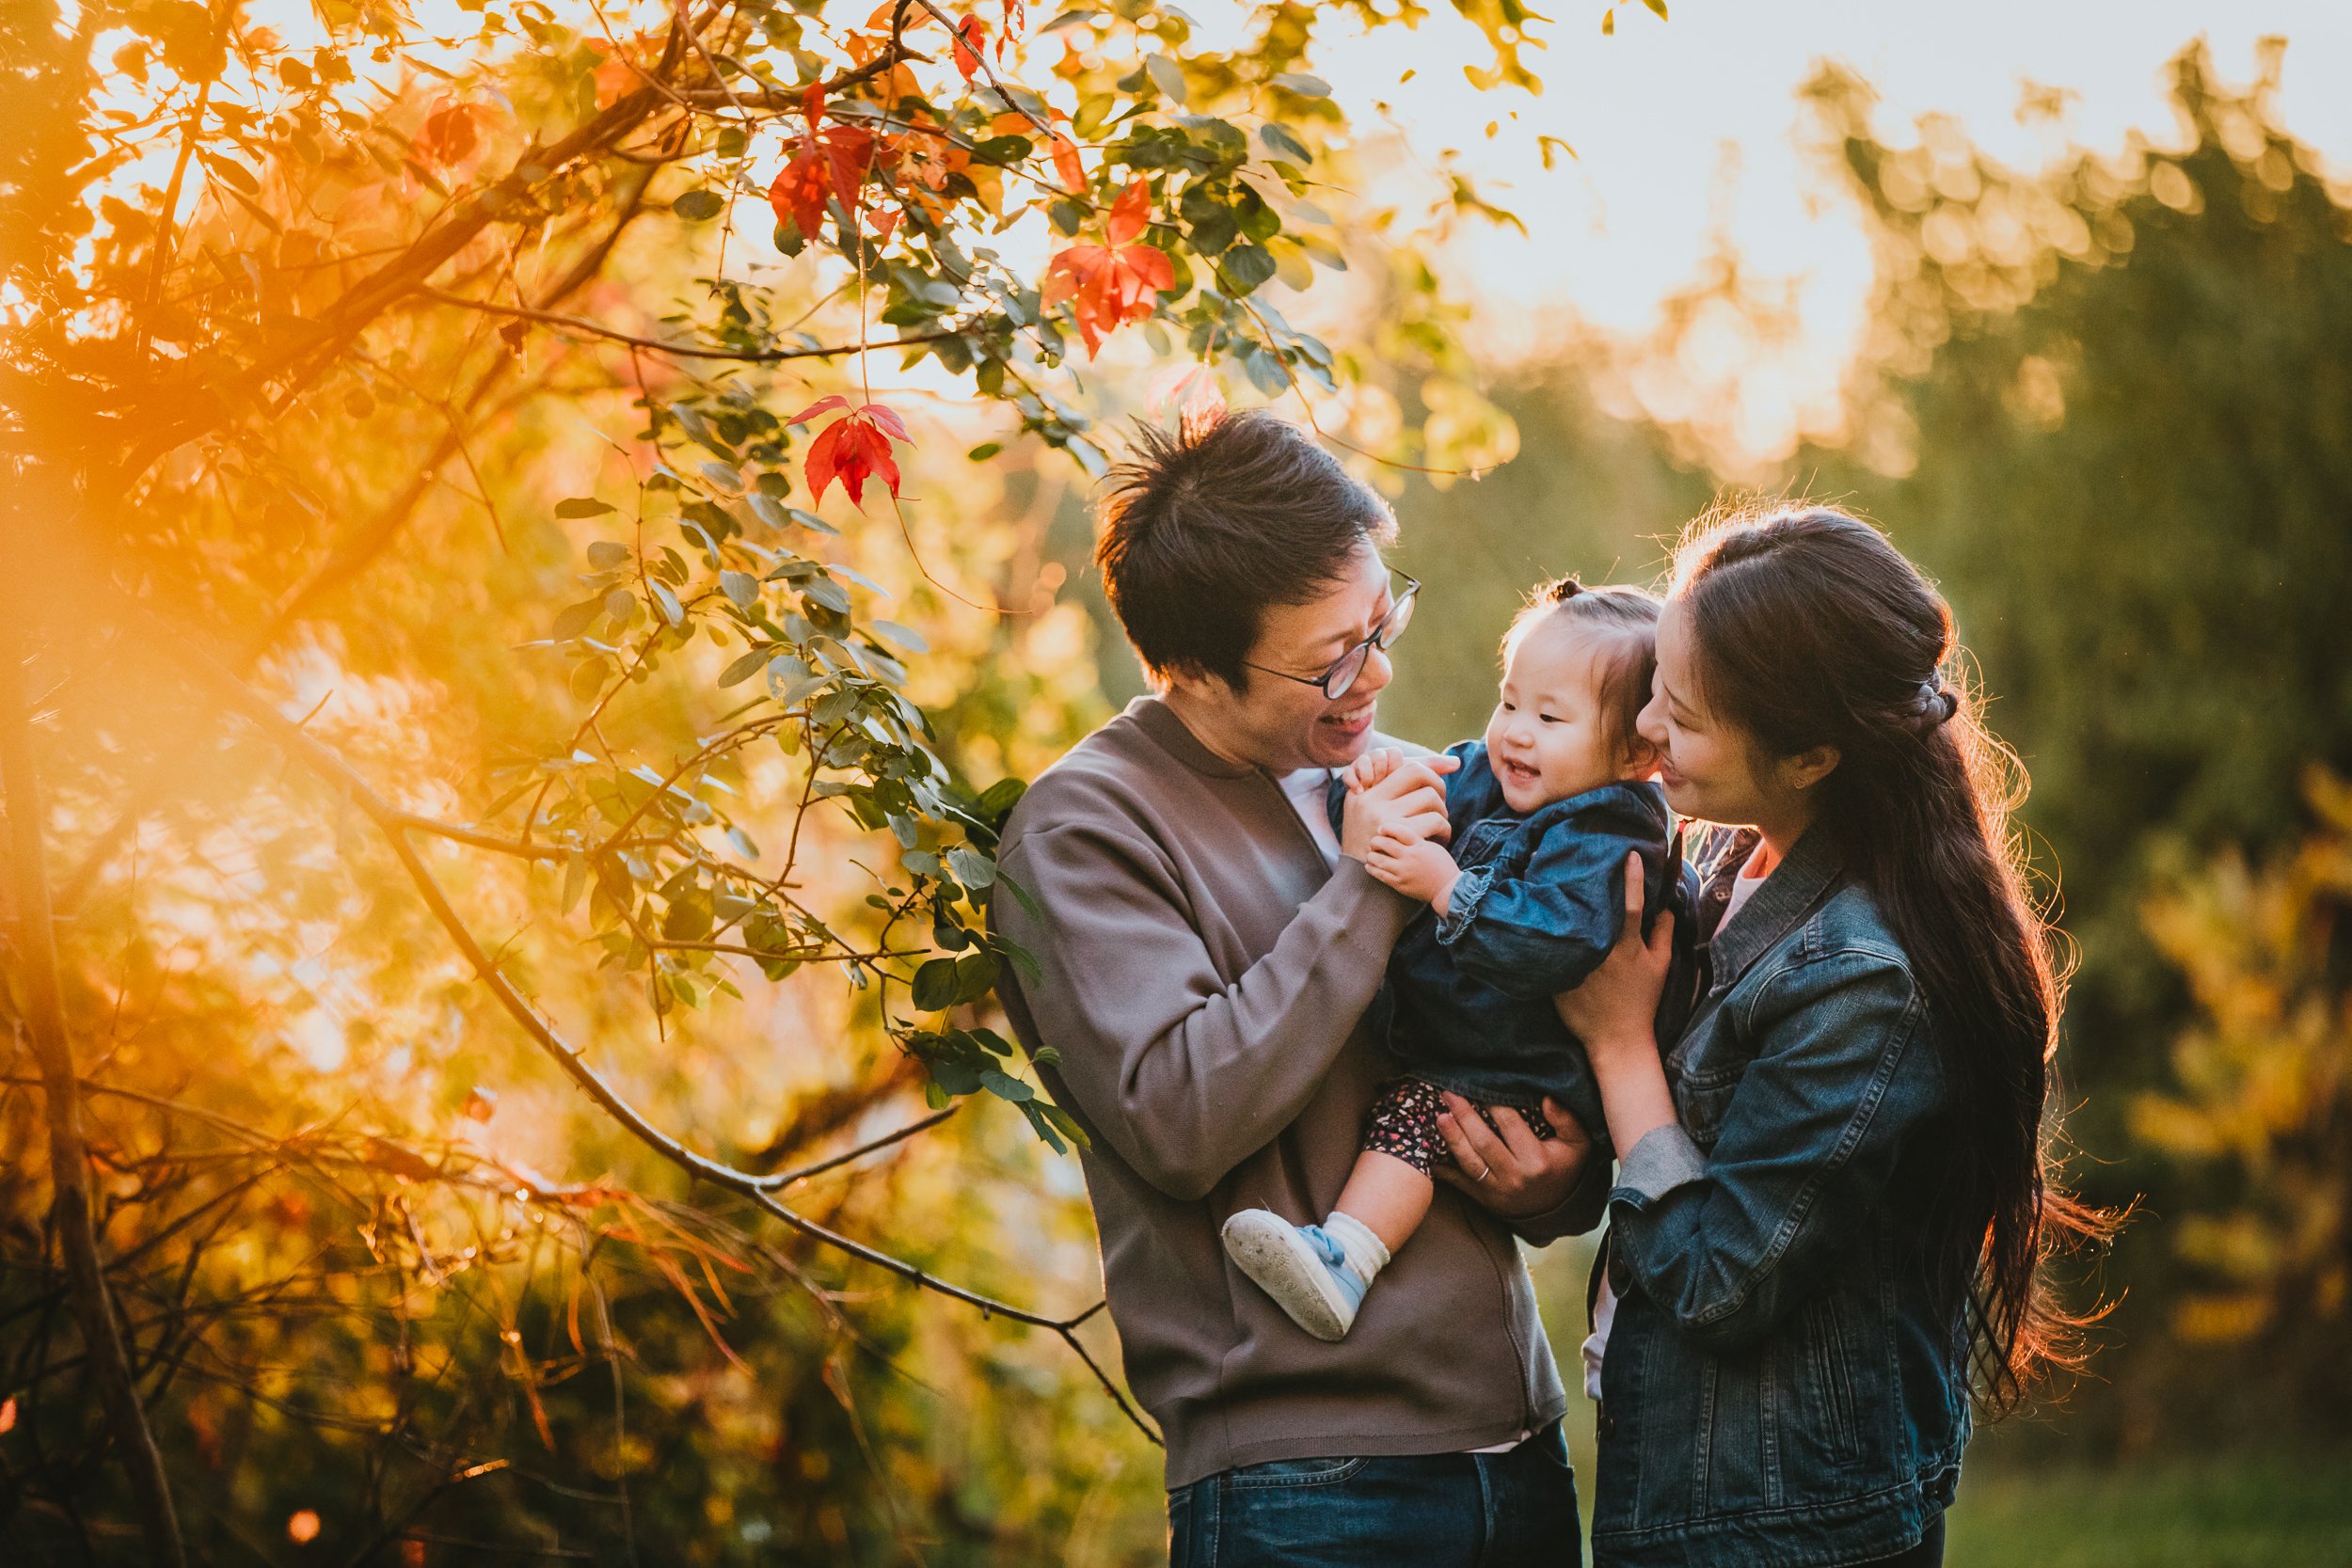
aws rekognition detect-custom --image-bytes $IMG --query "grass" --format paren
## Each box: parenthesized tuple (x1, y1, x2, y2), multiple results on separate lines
(1945, 1452, 2352, 1568)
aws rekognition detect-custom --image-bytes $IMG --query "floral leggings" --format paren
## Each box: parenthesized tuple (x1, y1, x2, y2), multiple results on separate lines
(1360, 1077, 1558, 1177)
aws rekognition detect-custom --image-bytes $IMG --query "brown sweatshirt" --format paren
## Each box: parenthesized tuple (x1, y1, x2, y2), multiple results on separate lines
(993, 697, 1595, 1488)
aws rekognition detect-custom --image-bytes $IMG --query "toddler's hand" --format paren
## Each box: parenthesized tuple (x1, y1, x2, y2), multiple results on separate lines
(1346, 747, 1403, 794)
(1365, 831, 1461, 912)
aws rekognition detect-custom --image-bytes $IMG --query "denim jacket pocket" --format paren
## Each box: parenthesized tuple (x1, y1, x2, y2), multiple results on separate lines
(1795, 1292, 1865, 1468)
(1224, 1455, 1370, 1489)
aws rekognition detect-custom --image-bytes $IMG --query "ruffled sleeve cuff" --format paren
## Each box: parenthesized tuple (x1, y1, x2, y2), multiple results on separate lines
(1435, 863, 1496, 944)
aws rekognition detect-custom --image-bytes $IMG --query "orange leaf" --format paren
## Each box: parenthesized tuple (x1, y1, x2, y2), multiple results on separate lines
(416, 102, 477, 166)
(999, 0, 1025, 55)
(1050, 134, 1085, 196)
(954, 16, 987, 81)
(1044, 239, 1173, 356)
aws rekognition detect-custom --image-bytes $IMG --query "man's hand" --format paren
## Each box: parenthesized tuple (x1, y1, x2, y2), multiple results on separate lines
(1364, 830, 1461, 911)
(1434, 1092, 1592, 1220)
(1340, 752, 1458, 863)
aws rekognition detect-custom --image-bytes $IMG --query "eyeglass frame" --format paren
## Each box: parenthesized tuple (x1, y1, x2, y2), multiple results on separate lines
(1240, 574, 1420, 700)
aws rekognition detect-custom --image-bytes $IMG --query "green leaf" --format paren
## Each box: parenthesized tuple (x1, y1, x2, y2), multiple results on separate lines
(976, 776, 1027, 826)
(586, 540, 631, 569)
(968, 135, 1033, 166)
(1271, 72, 1329, 98)
(1144, 54, 1187, 105)
(1244, 345, 1291, 396)
(911, 957, 961, 1011)
(954, 950, 1000, 1001)
(967, 441, 1002, 462)
(650, 581, 684, 626)
(673, 188, 726, 221)
(946, 846, 996, 889)
(869, 620, 929, 653)
(980, 1068, 1034, 1103)
(553, 599, 604, 640)
(720, 570, 759, 610)
(557, 497, 616, 518)
(718, 646, 771, 687)
(1259, 123, 1312, 165)
(1223, 244, 1278, 293)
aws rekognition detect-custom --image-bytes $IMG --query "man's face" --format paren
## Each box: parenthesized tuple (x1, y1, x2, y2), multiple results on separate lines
(1167, 546, 1397, 772)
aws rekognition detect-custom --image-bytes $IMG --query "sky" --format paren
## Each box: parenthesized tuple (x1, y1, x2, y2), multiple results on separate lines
(1284, 0, 2352, 458)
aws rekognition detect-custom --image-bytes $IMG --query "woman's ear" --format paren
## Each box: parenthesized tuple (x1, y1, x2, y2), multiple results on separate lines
(1778, 744, 1841, 793)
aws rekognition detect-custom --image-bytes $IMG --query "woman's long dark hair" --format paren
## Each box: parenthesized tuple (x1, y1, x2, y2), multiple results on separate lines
(1673, 505, 2107, 1414)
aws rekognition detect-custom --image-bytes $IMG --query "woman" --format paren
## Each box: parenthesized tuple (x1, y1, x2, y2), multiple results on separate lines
(1557, 507, 2104, 1567)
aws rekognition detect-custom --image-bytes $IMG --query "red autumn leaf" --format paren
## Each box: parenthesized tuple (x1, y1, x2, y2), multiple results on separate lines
(1105, 178, 1150, 245)
(769, 150, 831, 238)
(1042, 223, 1174, 358)
(954, 16, 987, 81)
(998, 0, 1024, 55)
(416, 101, 477, 166)
(1049, 133, 1085, 195)
(788, 398, 910, 509)
(767, 101, 881, 241)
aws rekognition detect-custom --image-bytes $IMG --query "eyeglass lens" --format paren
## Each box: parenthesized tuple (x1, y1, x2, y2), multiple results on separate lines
(1325, 586, 1416, 699)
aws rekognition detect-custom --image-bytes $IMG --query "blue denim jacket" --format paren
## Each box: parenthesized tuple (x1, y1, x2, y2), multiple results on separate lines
(1327, 741, 1697, 1152)
(1591, 825, 1970, 1568)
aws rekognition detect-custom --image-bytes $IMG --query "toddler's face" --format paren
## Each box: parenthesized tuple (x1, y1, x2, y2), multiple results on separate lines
(1482, 615, 1643, 813)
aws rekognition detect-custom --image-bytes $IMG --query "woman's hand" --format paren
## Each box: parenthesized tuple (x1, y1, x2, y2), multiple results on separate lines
(1434, 1092, 1592, 1219)
(1555, 850, 1679, 1155)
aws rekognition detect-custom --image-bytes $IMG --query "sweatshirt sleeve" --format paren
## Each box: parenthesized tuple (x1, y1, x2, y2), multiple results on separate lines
(993, 808, 1414, 1202)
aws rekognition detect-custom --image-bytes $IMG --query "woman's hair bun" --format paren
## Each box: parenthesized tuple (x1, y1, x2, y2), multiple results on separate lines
(1539, 575, 1585, 605)
(1907, 680, 1960, 734)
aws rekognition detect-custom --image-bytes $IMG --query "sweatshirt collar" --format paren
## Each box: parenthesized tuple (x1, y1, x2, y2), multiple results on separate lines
(1127, 695, 1261, 779)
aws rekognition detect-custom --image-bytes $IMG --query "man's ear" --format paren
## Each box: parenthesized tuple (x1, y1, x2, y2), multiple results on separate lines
(1778, 744, 1841, 793)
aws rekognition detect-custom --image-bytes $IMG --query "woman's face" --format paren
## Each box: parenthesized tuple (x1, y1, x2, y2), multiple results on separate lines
(1638, 598, 1783, 828)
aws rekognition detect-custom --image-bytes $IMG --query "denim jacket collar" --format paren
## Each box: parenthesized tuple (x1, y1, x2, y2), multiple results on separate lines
(1700, 820, 1846, 994)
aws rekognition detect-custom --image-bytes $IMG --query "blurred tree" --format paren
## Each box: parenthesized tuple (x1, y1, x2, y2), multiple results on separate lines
(2130, 768, 2352, 1435)
(0, 0, 1585, 1558)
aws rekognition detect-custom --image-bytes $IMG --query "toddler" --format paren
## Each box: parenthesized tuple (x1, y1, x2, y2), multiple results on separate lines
(1222, 578, 1693, 1341)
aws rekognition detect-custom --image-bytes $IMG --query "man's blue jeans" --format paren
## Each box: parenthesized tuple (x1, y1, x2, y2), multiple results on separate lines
(1167, 1423, 1581, 1567)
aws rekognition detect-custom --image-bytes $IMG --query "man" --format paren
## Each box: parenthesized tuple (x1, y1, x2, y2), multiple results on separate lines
(993, 412, 1604, 1565)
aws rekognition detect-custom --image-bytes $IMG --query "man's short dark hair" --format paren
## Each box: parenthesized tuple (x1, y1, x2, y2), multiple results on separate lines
(1094, 412, 1397, 689)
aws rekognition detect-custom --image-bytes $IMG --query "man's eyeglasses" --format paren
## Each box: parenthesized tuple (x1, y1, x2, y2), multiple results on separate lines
(1243, 576, 1420, 701)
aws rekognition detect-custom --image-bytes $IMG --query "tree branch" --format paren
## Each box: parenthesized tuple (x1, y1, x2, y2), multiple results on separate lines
(1, 638, 189, 1567)
(153, 621, 1160, 1445)
(414, 288, 958, 363)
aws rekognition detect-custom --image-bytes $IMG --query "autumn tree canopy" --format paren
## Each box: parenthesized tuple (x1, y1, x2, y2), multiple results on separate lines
(0, 0, 1575, 1559)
